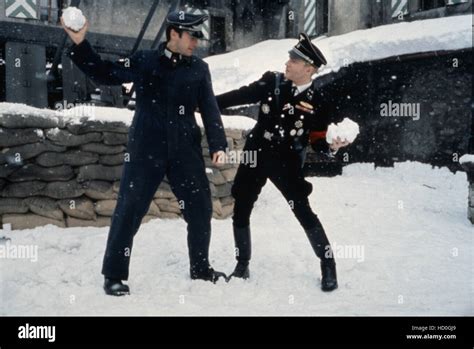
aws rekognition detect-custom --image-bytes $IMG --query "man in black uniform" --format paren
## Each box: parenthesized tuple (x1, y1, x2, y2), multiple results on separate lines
(216, 34, 352, 291)
(62, 12, 228, 296)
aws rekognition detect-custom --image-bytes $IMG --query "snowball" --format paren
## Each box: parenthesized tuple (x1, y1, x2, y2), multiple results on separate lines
(459, 154, 474, 165)
(326, 118, 360, 144)
(62, 7, 86, 32)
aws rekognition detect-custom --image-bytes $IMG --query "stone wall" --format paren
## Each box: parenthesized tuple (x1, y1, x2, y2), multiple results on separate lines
(0, 107, 246, 230)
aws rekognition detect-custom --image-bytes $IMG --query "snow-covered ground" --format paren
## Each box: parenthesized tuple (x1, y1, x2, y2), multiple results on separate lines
(1, 14, 472, 316)
(1, 162, 471, 316)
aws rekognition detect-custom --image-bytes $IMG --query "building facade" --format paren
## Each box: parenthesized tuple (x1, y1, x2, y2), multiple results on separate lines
(0, 0, 471, 108)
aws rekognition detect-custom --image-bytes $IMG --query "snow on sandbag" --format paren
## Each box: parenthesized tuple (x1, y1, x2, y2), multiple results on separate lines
(326, 118, 360, 144)
(62, 7, 86, 32)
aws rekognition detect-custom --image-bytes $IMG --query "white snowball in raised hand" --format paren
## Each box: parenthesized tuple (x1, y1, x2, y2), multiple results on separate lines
(62, 7, 86, 32)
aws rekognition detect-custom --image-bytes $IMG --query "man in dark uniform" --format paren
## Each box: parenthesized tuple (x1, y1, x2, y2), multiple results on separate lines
(216, 33, 352, 292)
(61, 12, 228, 296)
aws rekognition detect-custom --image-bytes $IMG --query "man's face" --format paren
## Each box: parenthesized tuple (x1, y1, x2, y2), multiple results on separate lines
(285, 57, 318, 82)
(172, 30, 199, 56)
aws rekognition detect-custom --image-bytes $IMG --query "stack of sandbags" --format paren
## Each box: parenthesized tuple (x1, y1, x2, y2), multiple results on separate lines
(0, 103, 249, 230)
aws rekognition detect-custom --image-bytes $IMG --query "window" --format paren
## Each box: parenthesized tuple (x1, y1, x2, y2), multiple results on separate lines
(39, 0, 65, 24)
(322, 0, 329, 34)
(420, 0, 446, 10)
(185, 0, 210, 8)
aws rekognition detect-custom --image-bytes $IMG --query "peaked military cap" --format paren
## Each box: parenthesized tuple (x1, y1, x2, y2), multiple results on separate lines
(289, 33, 327, 68)
(166, 11, 208, 39)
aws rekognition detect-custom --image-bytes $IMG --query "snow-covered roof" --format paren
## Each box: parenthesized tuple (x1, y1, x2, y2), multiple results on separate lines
(206, 14, 472, 94)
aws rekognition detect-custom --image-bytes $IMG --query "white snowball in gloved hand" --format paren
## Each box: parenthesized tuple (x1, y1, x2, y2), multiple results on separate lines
(326, 118, 360, 144)
(62, 7, 86, 32)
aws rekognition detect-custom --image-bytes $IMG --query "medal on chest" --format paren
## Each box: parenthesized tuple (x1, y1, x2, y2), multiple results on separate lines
(261, 103, 271, 114)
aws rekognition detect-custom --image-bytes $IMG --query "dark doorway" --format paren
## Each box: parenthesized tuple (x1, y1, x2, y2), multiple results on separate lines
(39, 0, 65, 24)
(314, 0, 329, 37)
(5, 42, 48, 108)
(46, 45, 63, 109)
(322, 0, 329, 34)
(0, 42, 5, 102)
(210, 16, 226, 55)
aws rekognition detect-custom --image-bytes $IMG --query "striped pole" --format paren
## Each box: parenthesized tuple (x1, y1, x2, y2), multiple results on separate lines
(391, 0, 408, 18)
(304, 0, 317, 37)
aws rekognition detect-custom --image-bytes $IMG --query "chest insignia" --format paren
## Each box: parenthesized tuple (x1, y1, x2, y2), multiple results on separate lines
(299, 101, 313, 110)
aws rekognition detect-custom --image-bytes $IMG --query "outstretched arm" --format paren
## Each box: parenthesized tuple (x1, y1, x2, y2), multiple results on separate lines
(216, 71, 274, 110)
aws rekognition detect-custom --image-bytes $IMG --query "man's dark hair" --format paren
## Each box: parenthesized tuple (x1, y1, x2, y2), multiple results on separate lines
(166, 25, 183, 42)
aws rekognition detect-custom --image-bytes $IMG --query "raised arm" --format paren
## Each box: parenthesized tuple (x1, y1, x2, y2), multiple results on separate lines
(61, 17, 141, 85)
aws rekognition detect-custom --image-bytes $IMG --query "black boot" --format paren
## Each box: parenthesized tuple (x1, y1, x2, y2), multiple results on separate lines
(190, 266, 227, 283)
(230, 260, 250, 280)
(103, 277, 130, 296)
(305, 225, 338, 292)
(320, 261, 338, 292)
(228, 225, 251, 280)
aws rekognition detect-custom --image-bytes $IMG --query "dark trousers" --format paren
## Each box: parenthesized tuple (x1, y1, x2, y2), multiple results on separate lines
(233, 148, 318, 229)
(232, 148, 333, 262)
(101, 146, 213, 280)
